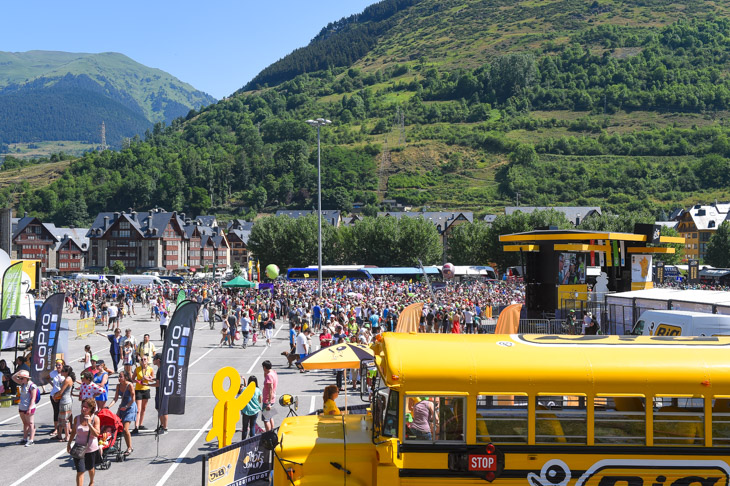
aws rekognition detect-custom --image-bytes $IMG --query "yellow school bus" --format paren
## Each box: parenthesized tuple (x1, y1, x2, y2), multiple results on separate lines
(271, 333, 730, 485)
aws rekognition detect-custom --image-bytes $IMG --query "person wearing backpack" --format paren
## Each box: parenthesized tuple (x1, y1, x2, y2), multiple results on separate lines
(12, 369, 38, 446)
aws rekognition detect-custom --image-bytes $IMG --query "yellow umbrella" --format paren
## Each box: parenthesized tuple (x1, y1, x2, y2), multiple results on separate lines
(301, 343, 374, 370)
(301, 343, 374, 412)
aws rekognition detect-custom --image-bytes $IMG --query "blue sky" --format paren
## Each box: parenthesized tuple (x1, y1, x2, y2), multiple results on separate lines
(0, 0, 376, 99)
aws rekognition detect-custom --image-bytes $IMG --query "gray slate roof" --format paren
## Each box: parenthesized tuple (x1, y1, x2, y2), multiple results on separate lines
(483, 215, 498, 224)
(275, 210, 341, 225)
(228, 228, 251, 245)
(87, 209, 186, 239)
(505, 206, 601, 225)
(377, 211, 473, 234)
(226, 219, 254, 232)
(655, 221, 678, 230)
(49, 226, 89, 252)
(194, 215, 218, 227)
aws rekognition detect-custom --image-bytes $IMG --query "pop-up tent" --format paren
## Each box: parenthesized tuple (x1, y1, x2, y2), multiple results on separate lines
(221, 276, 256, 288)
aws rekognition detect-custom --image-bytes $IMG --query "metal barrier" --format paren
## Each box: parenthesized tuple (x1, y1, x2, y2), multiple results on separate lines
(76, 317, 95, 338)
(478, 319, 570, 334)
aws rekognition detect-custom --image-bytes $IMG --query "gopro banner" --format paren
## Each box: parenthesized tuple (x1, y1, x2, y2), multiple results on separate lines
(205, 434, 271, 486)
(31, 293, 65, 385)
(160, 300, 200, 415)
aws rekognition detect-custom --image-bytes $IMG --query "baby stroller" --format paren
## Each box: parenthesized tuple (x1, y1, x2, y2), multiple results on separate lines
(96, 408, 125, 469)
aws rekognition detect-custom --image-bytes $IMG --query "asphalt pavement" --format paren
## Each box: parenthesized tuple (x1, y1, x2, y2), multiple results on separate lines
(0, 307, 356, 486)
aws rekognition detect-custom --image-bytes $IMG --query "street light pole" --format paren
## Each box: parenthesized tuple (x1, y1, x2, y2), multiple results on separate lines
(306, 118, 331, 298)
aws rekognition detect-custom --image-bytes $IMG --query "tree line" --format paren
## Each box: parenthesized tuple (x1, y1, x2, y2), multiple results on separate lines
(247, 213, 442, 270)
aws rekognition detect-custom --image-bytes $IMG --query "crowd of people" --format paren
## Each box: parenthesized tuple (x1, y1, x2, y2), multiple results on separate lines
(0, 275, 526, 482)
(656, 280, 730, 291)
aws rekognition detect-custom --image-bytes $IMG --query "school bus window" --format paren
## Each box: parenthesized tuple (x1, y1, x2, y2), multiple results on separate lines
(382, 389, 399, 438)
(711, 397, 730, 446)
(476, 394, 528, 444)
(653, 396, 704, 446)
(404, 396, 465, 443)
(593, 396, 646, 445)
(535, 395, 587, 444)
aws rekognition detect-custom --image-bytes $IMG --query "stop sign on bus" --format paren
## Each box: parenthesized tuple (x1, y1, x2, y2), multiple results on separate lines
(469, 454, 496, 471)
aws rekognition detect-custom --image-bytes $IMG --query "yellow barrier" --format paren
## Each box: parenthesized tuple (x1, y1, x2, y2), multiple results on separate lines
(76, 317, 95, 339)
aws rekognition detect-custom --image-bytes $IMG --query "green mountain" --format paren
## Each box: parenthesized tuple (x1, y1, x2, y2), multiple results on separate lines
(10, 0, 730, 227)
(0, 51, 216, 146)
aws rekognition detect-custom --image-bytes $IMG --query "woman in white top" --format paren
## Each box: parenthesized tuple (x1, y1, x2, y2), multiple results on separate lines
(79, 345, 92, 370)
(159, 310, 168, 341)
(49, 359, 66, 439)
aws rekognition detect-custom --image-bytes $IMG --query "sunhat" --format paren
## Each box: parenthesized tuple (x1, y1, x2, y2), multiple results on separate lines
(13, 370, 30, 380)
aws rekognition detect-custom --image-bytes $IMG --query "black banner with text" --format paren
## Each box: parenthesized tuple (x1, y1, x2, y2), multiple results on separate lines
(31, 293, 65, 385)
(160, 300, 199, 415)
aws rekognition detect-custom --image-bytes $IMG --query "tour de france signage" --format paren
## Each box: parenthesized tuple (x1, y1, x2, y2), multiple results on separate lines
(499, 227, 683, 318)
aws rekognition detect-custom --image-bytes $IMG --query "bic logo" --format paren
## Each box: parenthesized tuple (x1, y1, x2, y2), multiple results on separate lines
(528, 459, 729, 486)
(653, 324, 682, 337)
(208, 464, 231, 482)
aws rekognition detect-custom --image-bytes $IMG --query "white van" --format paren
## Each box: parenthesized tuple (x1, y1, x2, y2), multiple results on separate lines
(631, 310, 730, 336)
(119, 275, 164, 286)
(73, 273, 119, 284)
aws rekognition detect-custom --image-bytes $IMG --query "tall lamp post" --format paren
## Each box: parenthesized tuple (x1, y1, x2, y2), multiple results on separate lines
(305, 118, 331, 298)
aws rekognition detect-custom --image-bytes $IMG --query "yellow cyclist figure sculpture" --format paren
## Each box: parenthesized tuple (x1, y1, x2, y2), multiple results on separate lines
(206, 366, 255, 448)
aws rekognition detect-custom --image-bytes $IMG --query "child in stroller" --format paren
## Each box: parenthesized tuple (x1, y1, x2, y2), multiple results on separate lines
(95, 408, 125, 469)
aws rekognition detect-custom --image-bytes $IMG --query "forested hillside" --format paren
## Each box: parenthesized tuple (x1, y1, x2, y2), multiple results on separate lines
(0, 51, 215, 146)
(10, 0, 730, 225)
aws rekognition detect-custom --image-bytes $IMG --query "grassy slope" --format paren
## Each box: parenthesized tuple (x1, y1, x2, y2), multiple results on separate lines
(301, 0, 730, 213)
(0, 159, 72, 188)
(1, 141, 97, 159)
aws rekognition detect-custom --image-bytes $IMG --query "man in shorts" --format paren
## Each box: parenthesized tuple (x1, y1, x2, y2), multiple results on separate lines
(108, 302, 119, 330)
(261, 360, 278, 431)
(295, 328, 310, 372)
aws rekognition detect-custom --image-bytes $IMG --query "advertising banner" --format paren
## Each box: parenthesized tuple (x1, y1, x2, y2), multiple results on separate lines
(689, 260, 700, 284)
(0, 261, 24, 349)
(620, 241, 625, 267)
(205, 435, 271, 486)
(30, 293, 65, 385)
(177, 289, 186, 306)
(631, 255, 653, 290)
(2, 261, 24, 319)
(257, 283, 274, 297)
(655, 261, 665, 284)
(557, 253, 586, 285)
(159, 300, 200, 415)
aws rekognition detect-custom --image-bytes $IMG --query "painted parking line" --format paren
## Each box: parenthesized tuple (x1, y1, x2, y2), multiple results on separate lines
(0, 401, 51, 425)
(9, 447, 67, 486)
(154, 417, 213, 486)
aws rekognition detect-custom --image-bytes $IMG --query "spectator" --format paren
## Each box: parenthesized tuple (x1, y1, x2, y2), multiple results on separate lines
(12, 370, 38, 446)
(132, 355, 154, 434)
(261, 361, 278, 431)
(240, 375, 262, 440)
(55, 365, 75, 442)
(322, 385, 341, 416)
(108, 370, 136, 456)
(67, 398, 101, 485)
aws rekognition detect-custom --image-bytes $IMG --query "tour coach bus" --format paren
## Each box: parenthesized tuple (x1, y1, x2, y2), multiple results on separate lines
(287, 265, 373, 281)
(270, 333, 730, 485)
